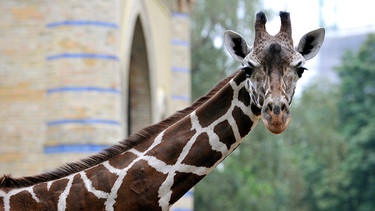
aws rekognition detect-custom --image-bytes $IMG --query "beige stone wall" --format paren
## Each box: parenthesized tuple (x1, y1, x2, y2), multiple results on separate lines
(0, 0, 192, 210)
(170, 11, 192, 112)
(44, 0, 123, 165)
(0, 1, 48, 176)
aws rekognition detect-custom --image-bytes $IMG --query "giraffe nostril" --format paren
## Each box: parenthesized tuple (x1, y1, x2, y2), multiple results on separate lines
(267, 103, 273, 112)
(281, 103, 287, 112)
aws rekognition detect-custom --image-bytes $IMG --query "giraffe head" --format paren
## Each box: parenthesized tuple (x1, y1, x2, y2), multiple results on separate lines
(224, 11, 325, 134)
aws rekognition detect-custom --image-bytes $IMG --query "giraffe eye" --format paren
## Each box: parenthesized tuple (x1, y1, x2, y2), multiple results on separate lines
(296, 67, 307, 78)
(247, 61, 256, 68)
(243, 67, 253, 78)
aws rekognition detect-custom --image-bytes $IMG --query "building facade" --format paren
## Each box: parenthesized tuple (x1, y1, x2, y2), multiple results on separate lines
(0, 0, 193, 210)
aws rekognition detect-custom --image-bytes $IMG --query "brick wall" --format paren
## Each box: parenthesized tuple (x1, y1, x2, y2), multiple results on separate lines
(0, 0, 124, 176)
(0, 0, 192, 210)
(0, 1, 48, 176)
(44, 0, 123, 164)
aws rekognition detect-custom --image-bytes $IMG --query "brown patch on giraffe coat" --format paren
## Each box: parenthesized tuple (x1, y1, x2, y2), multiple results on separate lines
(232, 106, 253, 138)
(251, 103, 262, 116)
(114, 160, 167, 210)
(32, 183, 57, 210)
(238, 86, 251, 106)
(0, 196, 3, 210)
(65, 174, 106, 210)
(146, 118, 195, 165)
(213, 120, 236, 150)
(108, 151, 138, 169)
(85, 164, 118, 193)
(48, 178, 69, 200)
(9, 190, 45, 210)
(169, 172, 204, 205)
(181, 132, 222, 168)
(233, 69, 247, 86)
(196, 84, 233, 128)
(133, 137, 156, 152)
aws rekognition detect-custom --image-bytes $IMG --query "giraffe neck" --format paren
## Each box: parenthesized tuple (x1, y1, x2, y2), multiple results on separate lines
(153, 69, 262, 208)
(0, 68, 262, 211)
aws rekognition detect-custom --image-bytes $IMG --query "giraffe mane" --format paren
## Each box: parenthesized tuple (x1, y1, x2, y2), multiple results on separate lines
(0, 70, 239, 188)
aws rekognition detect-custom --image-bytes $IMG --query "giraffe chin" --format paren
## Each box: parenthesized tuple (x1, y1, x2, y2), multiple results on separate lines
(261, 115, 291, 134)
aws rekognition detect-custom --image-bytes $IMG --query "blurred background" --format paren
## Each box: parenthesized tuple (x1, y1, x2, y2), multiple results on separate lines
(0, 0, 374, 210)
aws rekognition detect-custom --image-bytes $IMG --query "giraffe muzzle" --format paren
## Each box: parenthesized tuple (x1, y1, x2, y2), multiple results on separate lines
(261, 99, 291, 134)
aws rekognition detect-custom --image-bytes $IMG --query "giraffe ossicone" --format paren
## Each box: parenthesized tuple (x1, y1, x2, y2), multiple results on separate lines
(0, 11, 325, 210)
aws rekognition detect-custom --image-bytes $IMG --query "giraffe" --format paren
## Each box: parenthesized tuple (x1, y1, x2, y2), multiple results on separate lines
(0, 11, 325, 210)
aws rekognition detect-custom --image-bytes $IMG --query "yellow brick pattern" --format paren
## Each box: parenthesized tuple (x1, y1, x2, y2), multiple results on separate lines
(0, 0, 192, 210)
(0, 1, 47, 177)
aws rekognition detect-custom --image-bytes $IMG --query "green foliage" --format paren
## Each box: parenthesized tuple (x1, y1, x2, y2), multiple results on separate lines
(282, 80, 346, 211)
(190, 0, 267, 100)
(338, 35, 375, 136)
(329, 34, 375, 211)
(337, 34, 375, 137)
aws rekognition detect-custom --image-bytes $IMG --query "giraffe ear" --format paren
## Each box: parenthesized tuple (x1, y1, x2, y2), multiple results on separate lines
(224, 30, 251, 61)
(296, 28, 325, 60)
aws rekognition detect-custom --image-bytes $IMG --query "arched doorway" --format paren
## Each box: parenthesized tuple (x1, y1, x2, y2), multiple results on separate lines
(127, 17, 152, 135)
